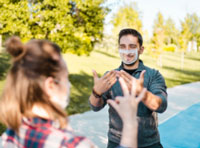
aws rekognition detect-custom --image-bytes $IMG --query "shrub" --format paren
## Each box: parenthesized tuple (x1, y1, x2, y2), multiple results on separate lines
(163, 44, 176, 52)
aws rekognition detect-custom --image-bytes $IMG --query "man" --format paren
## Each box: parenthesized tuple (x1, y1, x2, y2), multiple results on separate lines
(89, 28, 167, 148)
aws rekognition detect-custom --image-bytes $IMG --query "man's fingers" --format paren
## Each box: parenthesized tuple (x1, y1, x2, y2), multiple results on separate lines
(119, 77, 129, 96)
(107, 99, 119, 112)
(108, 77, 117, 85)
(120, 73, 131, 84)
(120, 70, 132, 80)
(136, 88, 147, 103)
(92, 69, 98, 80)
(104, 70, 115, 79)
(139, 70, 146, 84)
(104, 72, 117, 84)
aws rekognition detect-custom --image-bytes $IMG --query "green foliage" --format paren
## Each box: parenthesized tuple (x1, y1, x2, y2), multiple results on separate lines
(0, 52, 11, 80)
(0, 123, 6, 135)
(163, 44, 176, 52)
(67, 72, 93, 114)
(0, 0, 108, 55)
(164, 18, 179, 45)
(111, 2, 142, 34)
(152, 12, 165, 50)
(179, 13, 200, 51)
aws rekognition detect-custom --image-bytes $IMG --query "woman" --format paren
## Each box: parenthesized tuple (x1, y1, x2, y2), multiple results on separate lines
(0, 37, 146, 148)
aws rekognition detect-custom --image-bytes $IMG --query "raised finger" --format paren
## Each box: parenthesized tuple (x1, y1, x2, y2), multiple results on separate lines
(131, 78, 137, 96)
(108, 76, 117, 84)
(139, 70, 146, 84)
(107, 99, 119, 112)
(120, 70, 133, 80)
(136, 88, 147, 103)
(119, 77, 129, 96)
(107, 78, 117, 88)
(104, 72, 117, 82)
(104, 70, 116, 78)
(104, 72, 117, 83)
(120, 73, 131, 84)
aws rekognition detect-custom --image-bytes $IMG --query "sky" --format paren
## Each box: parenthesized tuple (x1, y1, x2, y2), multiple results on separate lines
(103, 0, 200, 36)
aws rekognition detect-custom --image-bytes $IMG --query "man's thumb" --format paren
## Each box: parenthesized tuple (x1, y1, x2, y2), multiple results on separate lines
(92, 69, 98, 80)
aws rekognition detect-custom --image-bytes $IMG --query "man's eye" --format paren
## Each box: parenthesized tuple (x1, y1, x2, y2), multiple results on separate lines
(130, 45, 136, 48)
(120, 46, 126, 49)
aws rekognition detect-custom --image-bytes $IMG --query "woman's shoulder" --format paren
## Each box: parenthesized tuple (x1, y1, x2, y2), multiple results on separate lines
(48, 126, 97, 148)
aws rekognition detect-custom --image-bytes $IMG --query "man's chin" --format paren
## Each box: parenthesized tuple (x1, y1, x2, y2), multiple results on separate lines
(123, 59, 138, 66)
(123, 62, 136, 66)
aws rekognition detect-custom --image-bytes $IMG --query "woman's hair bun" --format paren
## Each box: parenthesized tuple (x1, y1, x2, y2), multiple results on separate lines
(5, 36, 25, 60)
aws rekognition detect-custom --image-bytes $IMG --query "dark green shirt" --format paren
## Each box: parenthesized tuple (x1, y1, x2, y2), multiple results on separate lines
(90, 60, 167, 147)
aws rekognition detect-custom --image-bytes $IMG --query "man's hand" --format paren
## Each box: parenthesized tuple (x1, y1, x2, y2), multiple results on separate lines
(119, 70, 145, 95)
(92, 70, 118, 95)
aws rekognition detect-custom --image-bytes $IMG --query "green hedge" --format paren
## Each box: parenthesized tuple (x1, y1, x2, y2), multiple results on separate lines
(0, 123, 6, 135)
(163, 44, 176, 52)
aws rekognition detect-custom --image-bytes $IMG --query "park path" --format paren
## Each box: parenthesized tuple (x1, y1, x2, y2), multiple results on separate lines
(69, 81, 200, 148)
(0, 82, 200, 147)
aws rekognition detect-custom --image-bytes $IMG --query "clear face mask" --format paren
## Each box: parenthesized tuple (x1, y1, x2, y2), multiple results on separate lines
(119, 48, 138, 65)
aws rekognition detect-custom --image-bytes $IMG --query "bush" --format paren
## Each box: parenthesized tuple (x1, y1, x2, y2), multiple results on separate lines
(0, 123, 6, 135)
(163, 44, 176, 52)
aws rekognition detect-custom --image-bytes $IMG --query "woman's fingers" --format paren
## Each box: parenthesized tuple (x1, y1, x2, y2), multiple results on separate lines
(131, 78, 137, 96)
(119, 77, 129, 96)
(107, 99, 119, 113)
(135, 88, 147, 103)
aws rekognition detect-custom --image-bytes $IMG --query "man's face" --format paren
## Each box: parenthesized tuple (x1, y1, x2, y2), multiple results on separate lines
(119, 34, 142, 65)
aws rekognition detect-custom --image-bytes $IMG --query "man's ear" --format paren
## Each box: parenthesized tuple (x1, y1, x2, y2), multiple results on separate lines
(44, 77, 55, 97)
(139, 46, 144, 54)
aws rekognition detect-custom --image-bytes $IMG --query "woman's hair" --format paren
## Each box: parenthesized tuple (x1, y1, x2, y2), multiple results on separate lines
(0, 36, 67, 132)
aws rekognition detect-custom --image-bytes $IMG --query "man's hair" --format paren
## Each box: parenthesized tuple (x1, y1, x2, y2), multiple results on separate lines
(118, 28, 143, 46)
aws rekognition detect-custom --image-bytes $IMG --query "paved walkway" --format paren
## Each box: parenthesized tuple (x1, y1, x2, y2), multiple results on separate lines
(1, 82, 200, 147)
(69, 82, 200, 147)
(159, 102, 200, 148)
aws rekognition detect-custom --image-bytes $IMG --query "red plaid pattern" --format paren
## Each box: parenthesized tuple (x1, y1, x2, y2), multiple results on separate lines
(1, 117, 95, 148)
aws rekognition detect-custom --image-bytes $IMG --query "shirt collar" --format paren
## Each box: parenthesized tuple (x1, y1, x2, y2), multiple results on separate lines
(22, 117, 54, 128)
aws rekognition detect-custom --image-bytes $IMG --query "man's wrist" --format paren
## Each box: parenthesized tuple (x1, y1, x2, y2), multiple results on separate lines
(92, 88, 102, 98)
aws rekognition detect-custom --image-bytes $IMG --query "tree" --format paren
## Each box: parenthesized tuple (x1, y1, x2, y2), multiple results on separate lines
(164, 17, 179, 45)
(179, 13, 200, 51)
(108, 2, 142, 51)
(152, 12, 165, 49)
(0, 0, 108, 55)
(151, 12, 165, 67)
(111, 2, 142, 35)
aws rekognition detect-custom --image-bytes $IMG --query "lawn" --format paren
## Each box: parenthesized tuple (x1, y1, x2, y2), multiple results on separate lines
(62, 49, 200, 115)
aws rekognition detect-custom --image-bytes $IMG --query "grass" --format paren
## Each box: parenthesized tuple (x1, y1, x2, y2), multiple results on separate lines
(63, 49, 200, 115)
(0, 49, 200, 135)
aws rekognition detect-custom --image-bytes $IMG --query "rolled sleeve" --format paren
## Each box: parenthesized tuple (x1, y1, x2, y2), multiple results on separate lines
(89, 100, 106, 112)
(89, 89, 111, 112)
(149, 70, 168, 113)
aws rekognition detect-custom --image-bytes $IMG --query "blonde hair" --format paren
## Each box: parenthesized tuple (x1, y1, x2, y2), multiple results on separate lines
(0, 37, 68, 132)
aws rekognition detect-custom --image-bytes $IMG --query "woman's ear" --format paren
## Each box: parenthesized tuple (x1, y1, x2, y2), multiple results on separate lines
(139, 46, 144, 54)
(44, 77, 56, 98)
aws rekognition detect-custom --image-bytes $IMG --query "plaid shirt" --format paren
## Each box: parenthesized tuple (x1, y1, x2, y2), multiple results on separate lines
(1, 117, 96, 148)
